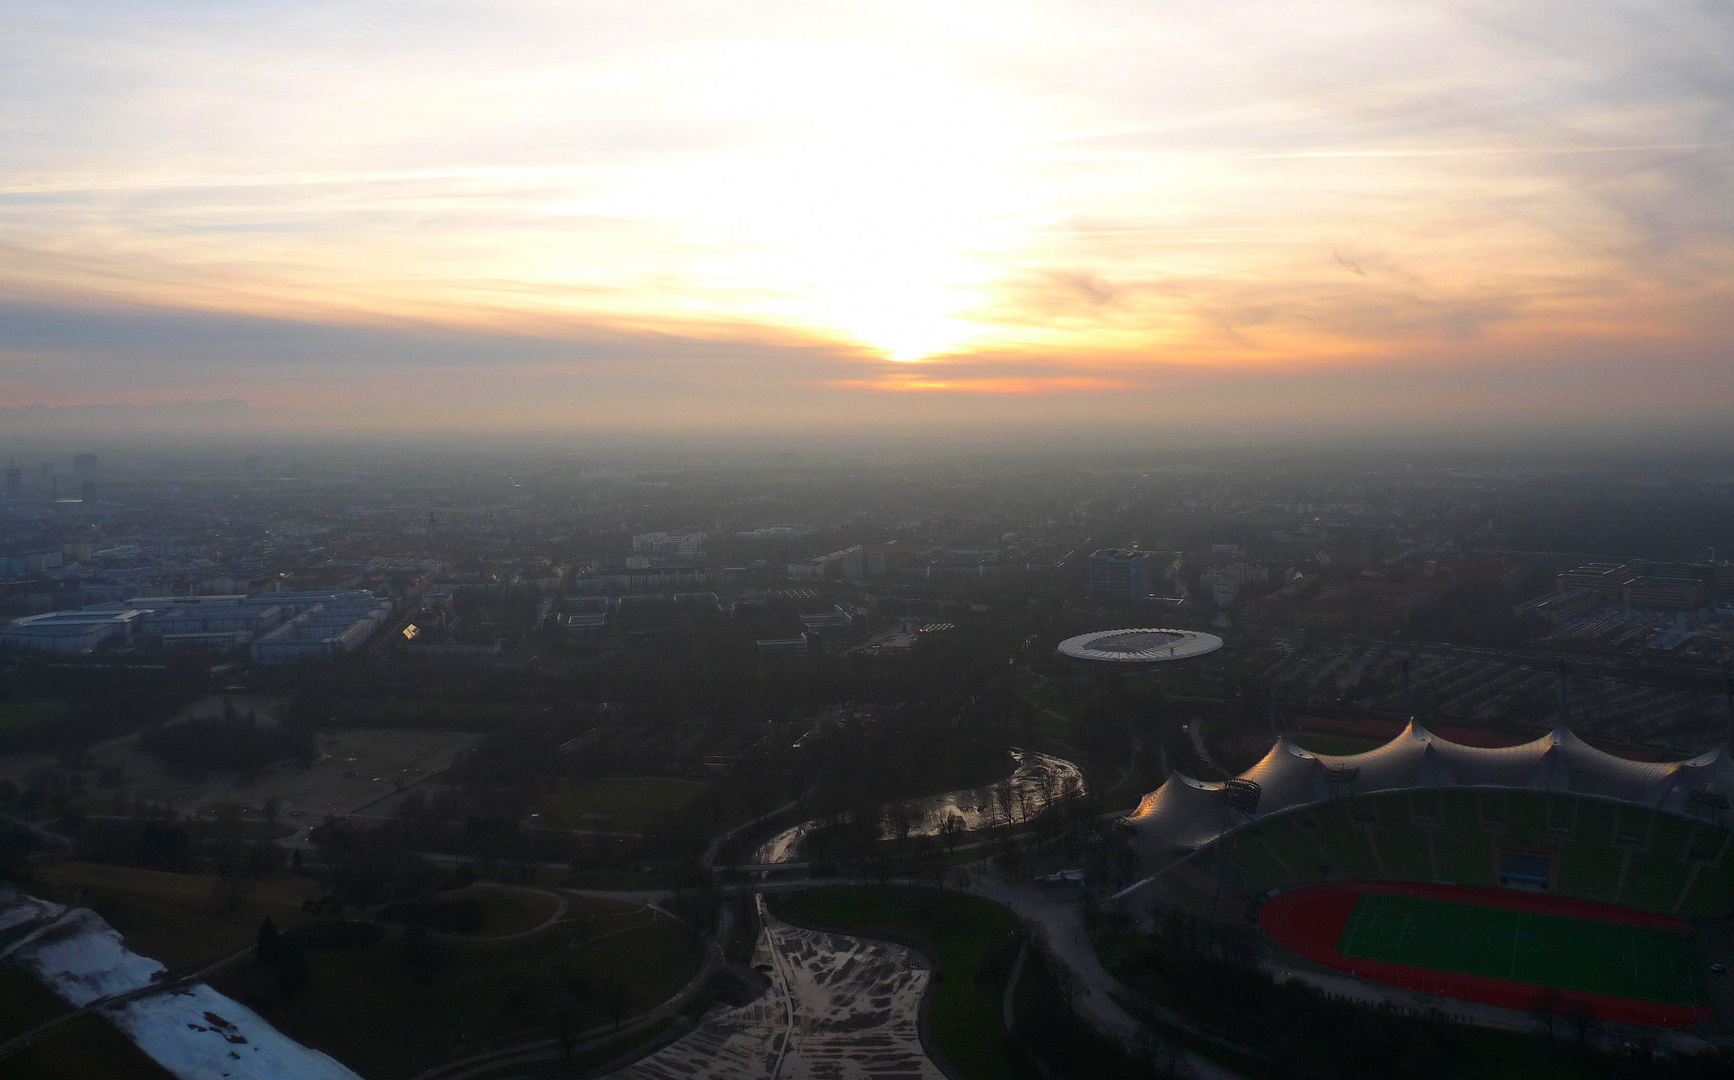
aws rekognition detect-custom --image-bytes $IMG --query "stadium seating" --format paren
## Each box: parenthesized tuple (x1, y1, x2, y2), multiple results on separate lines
(1197, 790, 1734, 919)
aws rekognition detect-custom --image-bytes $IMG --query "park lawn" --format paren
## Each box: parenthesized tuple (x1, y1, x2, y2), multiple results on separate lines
(0, 701, 68, 728)
(0, 1012, 175, 1080)
(0, 968, 72, 1041)
(541, 776, 707, 828)
(1023, 683, 1083, 722)
(775, 886, 1036, 1080)
(33, 862, 323, 974)
(435, 884, 560, 937)
(213, 897, 701, 1080)
(564, 866, 680, 891)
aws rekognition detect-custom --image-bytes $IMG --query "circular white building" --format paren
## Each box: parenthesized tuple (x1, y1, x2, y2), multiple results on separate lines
(1056, 627, 1223, 664)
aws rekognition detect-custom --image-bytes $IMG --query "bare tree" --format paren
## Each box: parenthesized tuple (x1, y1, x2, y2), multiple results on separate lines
(1529, 986, 1564, 1045)
(994, 779, 1014, 827)
(939, 812, 965, 860)
(605, 977, 630, 1031)
(1035, 768, 1058, 816)
(549, 982, 586, 1067)
(1565, 998, 1600, 1054)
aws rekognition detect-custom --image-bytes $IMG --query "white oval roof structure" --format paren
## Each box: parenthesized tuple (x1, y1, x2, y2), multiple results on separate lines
(1057, 627, 1223, 664)
(1121, 720, 1734, 881)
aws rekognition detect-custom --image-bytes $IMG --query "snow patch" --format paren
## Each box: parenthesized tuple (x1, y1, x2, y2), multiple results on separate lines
(0, 884, 62, 934)
(8, 907, 164, 1005)
(110, 983, 362, 1080)
(1, 892, 362, 1080)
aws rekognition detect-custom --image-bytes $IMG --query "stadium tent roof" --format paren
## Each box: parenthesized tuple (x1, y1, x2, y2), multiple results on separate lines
(1123, 721, 1734, 871)
(1127, 772, 1236, 853)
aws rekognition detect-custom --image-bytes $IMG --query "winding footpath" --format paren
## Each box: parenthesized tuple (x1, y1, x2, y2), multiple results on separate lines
(961, 874, 1245, 1080)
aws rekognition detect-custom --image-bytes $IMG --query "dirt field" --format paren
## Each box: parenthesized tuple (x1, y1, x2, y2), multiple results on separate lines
(82, 728, 482, 821)
(171, 695, 292, 727)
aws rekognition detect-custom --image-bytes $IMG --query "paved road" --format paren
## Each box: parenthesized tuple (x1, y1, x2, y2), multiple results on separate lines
(961, 874, 1245, 1080)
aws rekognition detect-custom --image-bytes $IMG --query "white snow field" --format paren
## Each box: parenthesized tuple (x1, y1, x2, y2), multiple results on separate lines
(0, 888, 362, 1080)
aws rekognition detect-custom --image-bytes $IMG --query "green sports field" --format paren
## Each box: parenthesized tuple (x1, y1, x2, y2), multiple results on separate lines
(1337, 893, 1706, 1006)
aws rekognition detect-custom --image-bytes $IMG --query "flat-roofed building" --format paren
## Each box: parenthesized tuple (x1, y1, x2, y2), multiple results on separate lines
(1514, 588, 1603, 626)
(144, 602, 284, 646)
(799, 607, 853, 632)
(1622, 576, 1707, 611)
(251, 593, 392, 664)
(756, 635, 810, 659)
(1555, 562, 1634, 601)
(0, 609, 142, 653)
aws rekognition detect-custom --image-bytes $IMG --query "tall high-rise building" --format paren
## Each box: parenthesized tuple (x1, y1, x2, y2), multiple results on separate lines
(3, 463, 20, 496)
(1088, 548, 1154, 600)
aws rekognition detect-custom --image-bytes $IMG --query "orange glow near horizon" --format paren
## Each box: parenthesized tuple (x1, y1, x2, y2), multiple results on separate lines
(0, 1, 1730, 428)
(830, 375, 1136, 394)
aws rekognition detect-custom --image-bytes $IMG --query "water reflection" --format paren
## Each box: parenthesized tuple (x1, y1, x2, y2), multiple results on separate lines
(749, 748, 1084, 865)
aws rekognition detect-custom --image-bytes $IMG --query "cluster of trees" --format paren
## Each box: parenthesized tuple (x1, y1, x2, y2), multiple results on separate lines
(0, 658, 202, 754)
(74, 819, 192, 871)
(306, 816, 448, 907)
(254, 917, 311, 997)
(798, 712, 1010, 824)
(1020, 928, 1194, 1080)
(0, 819, 41, 886)
(379, 894, 486, 933)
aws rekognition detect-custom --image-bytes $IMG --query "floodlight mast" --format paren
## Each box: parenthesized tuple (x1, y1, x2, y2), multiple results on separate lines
(1724, 674, 1733, 756)
(1221, 779, 1261, 815)
(1324, 766, 1359, 801)
(1691, 787, 1730, 826)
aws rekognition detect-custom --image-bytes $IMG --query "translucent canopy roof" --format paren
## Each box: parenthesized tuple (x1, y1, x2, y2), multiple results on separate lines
(1122, 721, 1730, 877)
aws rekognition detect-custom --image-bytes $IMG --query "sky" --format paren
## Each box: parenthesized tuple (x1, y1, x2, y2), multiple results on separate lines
(1, 0, 1730, 436)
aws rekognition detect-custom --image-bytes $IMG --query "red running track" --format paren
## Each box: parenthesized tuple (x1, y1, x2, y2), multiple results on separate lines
(1258, 882, 1709, 1027)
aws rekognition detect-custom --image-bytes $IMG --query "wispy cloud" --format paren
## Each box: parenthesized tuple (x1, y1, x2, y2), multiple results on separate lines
(0, 0, 1728, 430)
